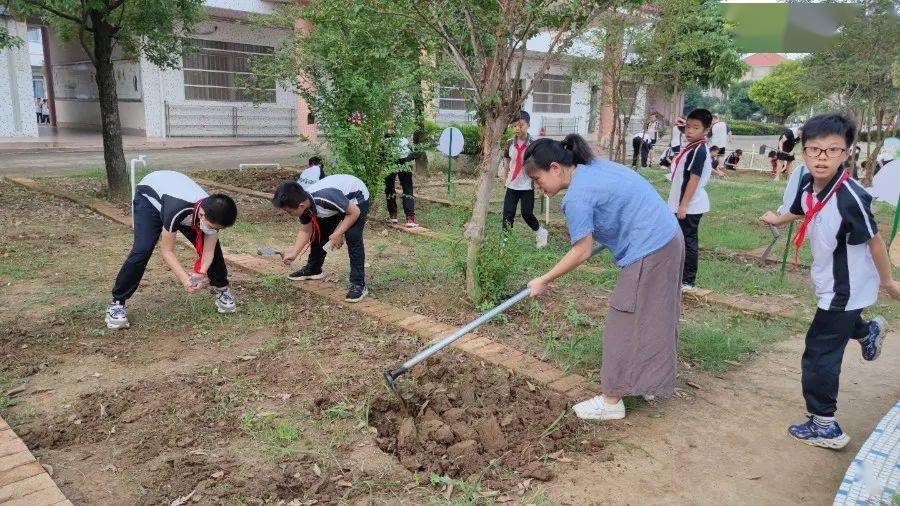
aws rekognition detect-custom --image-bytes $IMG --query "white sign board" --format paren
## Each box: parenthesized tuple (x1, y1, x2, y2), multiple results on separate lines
(868, 159, 899, 206)
(437, 127, 464, 157)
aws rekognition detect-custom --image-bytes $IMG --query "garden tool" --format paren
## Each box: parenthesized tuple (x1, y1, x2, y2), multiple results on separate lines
(384, 245, 603, 403)
(761, 224, 781, 262)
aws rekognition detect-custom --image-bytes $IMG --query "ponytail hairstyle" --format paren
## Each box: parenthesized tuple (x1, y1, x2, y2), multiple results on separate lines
(523, 133, 594, 173)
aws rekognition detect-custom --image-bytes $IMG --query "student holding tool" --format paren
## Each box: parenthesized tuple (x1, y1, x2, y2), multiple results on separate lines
(106, 171, 238, 329)
(524, 134, 683, 421)
(272, 174, 371, 302)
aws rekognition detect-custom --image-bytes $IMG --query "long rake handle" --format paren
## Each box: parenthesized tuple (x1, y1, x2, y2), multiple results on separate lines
(387, 245, 603, 379)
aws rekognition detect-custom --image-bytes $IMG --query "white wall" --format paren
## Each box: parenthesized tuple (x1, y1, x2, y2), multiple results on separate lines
(0, 17, 39, 137)
(143, 18, 296, 138)
(45, 31, 146, 134)
(433, 56, 592, 138)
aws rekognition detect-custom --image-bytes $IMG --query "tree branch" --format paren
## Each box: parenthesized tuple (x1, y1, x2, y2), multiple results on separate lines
(463, 4, 483, 62)
(519, 21, 573, 101)
(20, 0, 87, 26)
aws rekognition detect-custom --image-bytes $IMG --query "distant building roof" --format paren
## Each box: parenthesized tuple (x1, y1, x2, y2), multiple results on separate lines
(743, 53, 787, 67)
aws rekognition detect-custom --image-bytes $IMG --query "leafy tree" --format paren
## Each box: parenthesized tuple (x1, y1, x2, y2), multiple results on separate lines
(801, 0, 899, 183)
(574, 0, 746, 162)
(251, 1, 429, 195)
(748, 60, 812, 123)
(2, 0, 204, 200)
(726, 80, 764, 120)
(371, 0, 608, 299)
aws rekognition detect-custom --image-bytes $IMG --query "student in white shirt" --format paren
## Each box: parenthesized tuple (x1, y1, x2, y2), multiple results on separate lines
(296, 156, 326, 189)
(709, 114, 728, 166)
(667, 108, 713, 290)
(761, 114, 899, 450)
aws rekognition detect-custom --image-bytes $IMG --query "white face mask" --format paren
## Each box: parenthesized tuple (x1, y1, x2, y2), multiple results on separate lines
(199, 219, 217, 235)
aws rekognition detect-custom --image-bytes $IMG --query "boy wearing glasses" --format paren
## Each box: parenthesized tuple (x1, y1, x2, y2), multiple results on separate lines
(761, 114, 900, 449)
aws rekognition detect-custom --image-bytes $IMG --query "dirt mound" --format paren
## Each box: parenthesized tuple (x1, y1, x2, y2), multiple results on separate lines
(369, 354, 587, 489)
(194, 167, 300, 193)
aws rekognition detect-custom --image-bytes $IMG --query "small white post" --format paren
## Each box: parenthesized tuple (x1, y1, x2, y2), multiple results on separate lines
(129, 155, 147, 221)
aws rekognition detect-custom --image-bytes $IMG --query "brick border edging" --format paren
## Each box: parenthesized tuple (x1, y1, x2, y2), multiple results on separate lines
(185, 178, 809, 322)
(0, 415, 72, 505)
(3, 176, 601, 401)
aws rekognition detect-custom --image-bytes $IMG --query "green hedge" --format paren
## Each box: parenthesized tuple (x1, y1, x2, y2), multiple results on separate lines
(728, 120, 787, 136)
(421, 120, 513, 156)
(857, 129, 900, 142)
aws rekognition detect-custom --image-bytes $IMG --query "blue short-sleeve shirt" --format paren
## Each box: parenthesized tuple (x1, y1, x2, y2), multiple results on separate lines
(561, 158, 678, 268)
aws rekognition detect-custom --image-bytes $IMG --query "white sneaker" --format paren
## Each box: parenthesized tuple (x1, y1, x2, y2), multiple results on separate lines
(573, 395, 626, 421)
(215, 288, 237, 313)
(535, 227, 549, 249)
(681, 284, 696, 293)
(105, 301, 129, 330)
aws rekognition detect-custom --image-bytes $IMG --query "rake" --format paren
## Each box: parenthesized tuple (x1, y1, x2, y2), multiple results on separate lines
(384, 245, 603, 401)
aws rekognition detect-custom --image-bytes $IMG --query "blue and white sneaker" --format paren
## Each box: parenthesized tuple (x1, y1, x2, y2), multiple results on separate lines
(105, 301, 129, 330)
(215, 288, 237, 314)
(859, 316, 887, 361)
(788, 416, 850, 449)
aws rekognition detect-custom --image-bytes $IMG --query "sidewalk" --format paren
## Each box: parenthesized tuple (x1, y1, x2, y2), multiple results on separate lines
(0, 127, 294, 153)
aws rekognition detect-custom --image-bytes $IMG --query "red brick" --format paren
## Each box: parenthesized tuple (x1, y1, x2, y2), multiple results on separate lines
(0, 417, 8, 431)
(5, 484, 66, 506)
(548, 374, 587, 393)
(520, 362, 566, 384)
(397, 315, 428, 329)
(0, 434, 29, 459)
(0, 452, 35, 473)
(0, 474, 56, 503)
(0, 461, 44, 488)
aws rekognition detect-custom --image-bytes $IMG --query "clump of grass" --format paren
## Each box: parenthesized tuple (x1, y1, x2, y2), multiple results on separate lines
(679, 311, 802, 372)
(239, 411, 301, 455)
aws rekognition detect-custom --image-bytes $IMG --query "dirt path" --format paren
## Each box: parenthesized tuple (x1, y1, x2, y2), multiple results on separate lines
(548, 331, 900, 505)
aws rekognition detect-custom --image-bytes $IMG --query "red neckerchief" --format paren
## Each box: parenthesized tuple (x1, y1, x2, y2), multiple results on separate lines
(509, 137, 529, 182)
(190, 201, 204, 274)
(792, 171, 851, 263)
(305, 208, 321, 245)
(667, 139, 706, 181)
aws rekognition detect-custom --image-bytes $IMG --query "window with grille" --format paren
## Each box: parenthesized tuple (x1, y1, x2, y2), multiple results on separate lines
(183, 39, 275, 103)
(438, 80, 475, 111)
(533, 74, 571, 113)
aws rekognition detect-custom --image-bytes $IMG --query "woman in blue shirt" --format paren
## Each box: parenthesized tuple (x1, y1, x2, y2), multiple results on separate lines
(524, 134, 685, 421)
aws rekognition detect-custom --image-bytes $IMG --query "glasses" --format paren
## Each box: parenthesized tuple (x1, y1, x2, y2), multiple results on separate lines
(803, 146, 846, 158)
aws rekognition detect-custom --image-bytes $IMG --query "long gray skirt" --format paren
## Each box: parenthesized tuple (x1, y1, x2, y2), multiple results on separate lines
(600, 232, 685, 397)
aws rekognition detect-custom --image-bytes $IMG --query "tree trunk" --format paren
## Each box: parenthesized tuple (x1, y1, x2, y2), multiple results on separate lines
(91, 10, 129, 202)
(464, 113, 506, 299)
(412, 73, 429, 177)
(864, 107, 885, 186)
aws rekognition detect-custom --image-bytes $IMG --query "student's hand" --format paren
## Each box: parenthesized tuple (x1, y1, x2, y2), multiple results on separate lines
(282, 248, 298, 265)
(881, 279, 900, 300)
(182, 276, 202, 294)
(527, 276, 550, 298)
(676, 205, 687, 220)
(759, 211, 780, 226)
(329, 232, 345, 250)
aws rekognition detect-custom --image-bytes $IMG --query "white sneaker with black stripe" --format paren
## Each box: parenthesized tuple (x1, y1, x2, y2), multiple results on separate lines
(105, 301, 129, 330)
(215, 288, 237, 313)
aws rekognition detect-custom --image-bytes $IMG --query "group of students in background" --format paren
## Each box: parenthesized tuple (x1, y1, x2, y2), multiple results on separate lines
(34, 98, 50, 124)
(102, 108, 896, 450)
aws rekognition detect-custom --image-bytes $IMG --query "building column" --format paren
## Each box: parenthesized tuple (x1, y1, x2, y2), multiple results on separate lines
(139, 56, 166, 138)
(294, 18, 317, 140)
(0, 17, 39, 137)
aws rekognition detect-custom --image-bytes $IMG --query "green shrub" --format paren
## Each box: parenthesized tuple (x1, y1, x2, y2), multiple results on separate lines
(729, 120, 786, 136)
(475, 224, 525, 307)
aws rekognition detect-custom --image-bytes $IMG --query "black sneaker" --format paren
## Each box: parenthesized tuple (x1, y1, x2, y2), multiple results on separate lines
(345, 284, 368, 302)
(288, 265, 324, 281)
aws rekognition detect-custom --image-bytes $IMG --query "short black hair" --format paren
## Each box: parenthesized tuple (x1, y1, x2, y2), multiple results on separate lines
(801, 114, 856, 148)
(687, 108, 713, 129)
(272, 181, 310, 210)
(515, 110, 530, 125)
(735, 149, 743, 155)
(308, 156, 322, 166)
(201, 194, 238, 227)
(710, 145, 720, 153)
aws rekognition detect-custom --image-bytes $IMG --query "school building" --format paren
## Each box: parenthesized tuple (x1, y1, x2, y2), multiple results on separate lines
(432, 35, 682, 147)
(0, 0, 316, 139)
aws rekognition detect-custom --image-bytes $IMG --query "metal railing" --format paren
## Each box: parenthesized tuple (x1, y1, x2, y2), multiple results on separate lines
(164, 102, 296, 137)
(540, 116, 580, 136)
